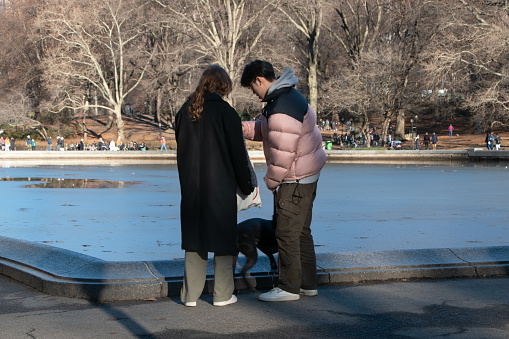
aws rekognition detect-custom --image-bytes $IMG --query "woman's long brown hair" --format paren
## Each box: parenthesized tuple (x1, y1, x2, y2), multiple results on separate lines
(188, 65, 233, 121)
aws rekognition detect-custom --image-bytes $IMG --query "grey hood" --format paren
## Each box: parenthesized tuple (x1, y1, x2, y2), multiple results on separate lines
(266, 67, 299, 96)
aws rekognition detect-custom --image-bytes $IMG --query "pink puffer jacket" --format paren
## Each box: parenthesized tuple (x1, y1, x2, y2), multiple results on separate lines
(243, 102, 326, 191)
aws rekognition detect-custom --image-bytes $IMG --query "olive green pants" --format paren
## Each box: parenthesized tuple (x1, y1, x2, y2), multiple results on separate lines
(276, 181, 318, 294)
(180, 251, 234, 304)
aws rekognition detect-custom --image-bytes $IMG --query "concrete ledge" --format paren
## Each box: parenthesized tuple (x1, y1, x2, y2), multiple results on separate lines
(2, 149, 509, 165)
(1, 235, 509, 301)
(0, 150, 265, 164)
(467, 148, 509, 161)
(324, 150, 469, 164)
(314, 248, 509, 284)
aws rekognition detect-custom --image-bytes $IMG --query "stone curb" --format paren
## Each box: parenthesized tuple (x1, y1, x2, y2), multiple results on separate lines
(1, 236, 508, 301)
(1, 150, 509, 164)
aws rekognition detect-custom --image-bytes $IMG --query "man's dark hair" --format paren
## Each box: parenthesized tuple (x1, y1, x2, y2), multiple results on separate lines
(240, 60, 277, 87)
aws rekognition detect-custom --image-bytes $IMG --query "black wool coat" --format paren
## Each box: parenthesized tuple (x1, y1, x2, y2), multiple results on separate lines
(175, 93, 254, 255)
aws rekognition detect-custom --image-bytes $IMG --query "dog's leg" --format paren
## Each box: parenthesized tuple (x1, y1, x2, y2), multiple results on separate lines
(240, 250, 258, 291)
(267, 253, 278, 271)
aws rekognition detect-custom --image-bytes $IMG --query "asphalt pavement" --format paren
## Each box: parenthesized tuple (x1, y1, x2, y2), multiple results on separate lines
(1, 273, 509, 338)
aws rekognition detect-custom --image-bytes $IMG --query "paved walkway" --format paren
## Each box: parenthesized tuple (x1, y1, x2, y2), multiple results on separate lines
(1, 273, 509, 338)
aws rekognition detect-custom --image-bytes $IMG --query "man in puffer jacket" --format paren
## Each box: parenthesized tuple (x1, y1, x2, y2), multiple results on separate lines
(241, 60, 326, 302)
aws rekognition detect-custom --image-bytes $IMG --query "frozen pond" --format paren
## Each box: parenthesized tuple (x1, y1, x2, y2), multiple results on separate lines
(1, 162, 508, 261)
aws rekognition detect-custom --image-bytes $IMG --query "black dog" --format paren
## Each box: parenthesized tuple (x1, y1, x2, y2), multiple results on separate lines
(235, 217, 278, 290)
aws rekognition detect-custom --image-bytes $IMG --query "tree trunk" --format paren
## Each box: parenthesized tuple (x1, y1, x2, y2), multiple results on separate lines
(380, 115, 391, 147)
(82, 113, 88, 144)
(156, 88, 163, 124)
(105, 111, 114, 130)
(308, 57, 318, 113)
(94, 93, 98, 116)
(395, 109, 405, 140)
(148, 95, 155, 117)
(360, 113, 370, 148)
(114, 105, 125, 141)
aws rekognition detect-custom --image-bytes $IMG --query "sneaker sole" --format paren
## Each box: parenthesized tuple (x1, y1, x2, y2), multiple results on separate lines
(300, 289, 318, 297)
(214, 296, 237, 306)
(213, 300, 237, 306)
(259, 295, 300, 302)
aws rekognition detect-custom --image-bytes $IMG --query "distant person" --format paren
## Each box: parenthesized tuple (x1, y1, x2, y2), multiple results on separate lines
(387, 134, 393, 149)
(26, 135, 31, 151)
(10, 137, 15, 151)
(160, 136, 167, 151)
(31, 139, 36, 150)
(432, 132, 438, 150)
(176, 65, 254, 307)
(116, 136, 123, 151)
(423, 132, 430, 150)
(56, 137, 61, 151)
(476, 122, 482, 134)
(448, 124, 454, 137)
(495, 134, 501, 150)
(4, 136, 10, 151)
(46, 137, 52, 151)
(488, 132, 495, 150)
(415, 134, 420, 150)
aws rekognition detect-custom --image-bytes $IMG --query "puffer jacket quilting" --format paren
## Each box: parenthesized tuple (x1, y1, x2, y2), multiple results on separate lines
(243, 103, 326, 190)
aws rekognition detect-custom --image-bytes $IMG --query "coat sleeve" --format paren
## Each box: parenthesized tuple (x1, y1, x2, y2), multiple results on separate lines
(174, 103, 186, 142)
(242, 120, 263, 141)
(225, 109, 255, 196)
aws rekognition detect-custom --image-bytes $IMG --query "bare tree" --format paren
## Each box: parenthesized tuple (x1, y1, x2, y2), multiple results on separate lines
(331, 0, 383, 67)
(38, 0, 157, 140)
(278, 0, 324, 112)
(326, 0, 383, 145)
(153, 0, 278, 95)
(142, 16, 195, 130)
(0, 92, 42, 128)
(0, 0, 47, 124)
(327, 0, 432, 145)
(423, 0, 509, 131)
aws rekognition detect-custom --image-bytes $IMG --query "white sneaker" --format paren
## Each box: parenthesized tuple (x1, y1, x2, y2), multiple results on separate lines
(259, 287, 300, 302)
(213, 295, 237, 307)
(183, 301, 196, 307)
(300, 288, 318, 296)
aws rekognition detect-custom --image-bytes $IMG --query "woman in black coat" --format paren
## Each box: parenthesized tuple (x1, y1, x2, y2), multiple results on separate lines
(175, 65, 254, 307)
